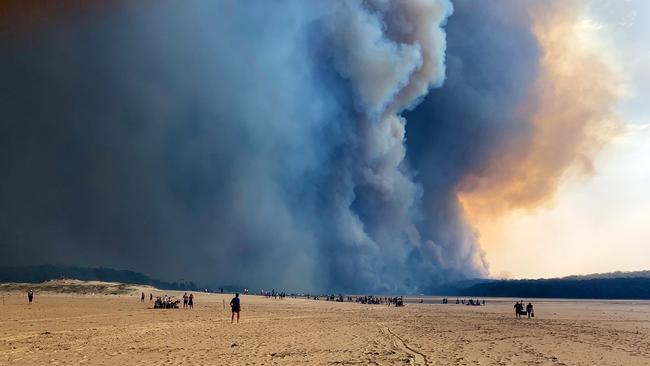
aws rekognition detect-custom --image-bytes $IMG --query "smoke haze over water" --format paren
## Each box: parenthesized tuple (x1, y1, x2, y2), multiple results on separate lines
(0, 0, 618, 292)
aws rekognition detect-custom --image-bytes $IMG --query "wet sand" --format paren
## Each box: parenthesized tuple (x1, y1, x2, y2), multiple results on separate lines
(1, 290, 649, 365)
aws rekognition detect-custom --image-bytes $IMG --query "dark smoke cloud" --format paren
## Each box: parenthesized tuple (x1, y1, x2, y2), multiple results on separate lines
(1, 2, 340, 290)
(1, 0, 460, 292)
(2, 0, 602, 292)
(406, 0, 620, 270)
(403, 0, 541, 275)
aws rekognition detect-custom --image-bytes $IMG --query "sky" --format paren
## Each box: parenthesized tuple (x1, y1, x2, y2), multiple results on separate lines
(0, 0, 648, 291)
(472, 0, 650, 279)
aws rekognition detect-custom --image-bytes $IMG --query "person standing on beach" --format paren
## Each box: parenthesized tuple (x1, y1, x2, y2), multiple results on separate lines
(514, 301, 521, 318)
(230, 293, 241, 323)
(188, 293, 194, 309)
(183, 292, 188, 309)
(526, 302, 534, 318)
(27, 290, 34, 304)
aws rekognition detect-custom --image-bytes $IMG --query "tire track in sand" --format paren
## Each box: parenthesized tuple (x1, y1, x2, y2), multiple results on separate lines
(381, 326, 427, 366)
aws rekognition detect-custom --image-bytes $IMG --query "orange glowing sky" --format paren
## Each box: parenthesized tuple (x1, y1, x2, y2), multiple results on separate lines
(460, 0, 650, 279)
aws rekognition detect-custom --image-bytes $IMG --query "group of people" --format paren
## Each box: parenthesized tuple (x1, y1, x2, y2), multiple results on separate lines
(354, 295, 404, 306)
(439, 298, 485, 306)
(460, 298, 484, 306)
(388, 296, 404, 306)
(356, 295, 381, 304)
(147, 293, 196, 309)
(140, 292, 156, 302)
(26, 285, 536, 325)
(144, 290, 241, 324)
(261, 290, 286, 299)
(300, 294, 404, 306)
(330, 295, 354, 302)
(514, 301, 534, 318)
(153, 295, 181, 309)
(182, 292, 194, 309)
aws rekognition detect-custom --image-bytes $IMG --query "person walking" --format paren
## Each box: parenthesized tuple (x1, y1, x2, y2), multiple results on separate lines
(526, 302, 534, 318)
(514, 301, 521, 319)
(230, 293, 241, 323)
(141, 292, 145, 302)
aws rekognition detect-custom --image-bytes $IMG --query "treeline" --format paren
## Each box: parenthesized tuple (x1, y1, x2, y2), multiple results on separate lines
(0, 265, 199, 291)
(457, 277, 650, 300)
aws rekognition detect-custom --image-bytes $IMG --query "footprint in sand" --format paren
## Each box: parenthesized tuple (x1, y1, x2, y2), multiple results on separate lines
(380, 327, 427, 366)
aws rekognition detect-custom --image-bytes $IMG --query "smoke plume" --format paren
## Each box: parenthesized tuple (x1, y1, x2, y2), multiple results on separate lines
(0, 0, 619, 292)
(457, 1, 621, 219)
(0, 0, 462, 292)
(405, 0, 620, 263)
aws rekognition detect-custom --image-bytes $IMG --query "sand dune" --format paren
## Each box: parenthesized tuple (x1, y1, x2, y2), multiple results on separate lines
(0, 279, 152, 296)
(1, 286, 649, 365)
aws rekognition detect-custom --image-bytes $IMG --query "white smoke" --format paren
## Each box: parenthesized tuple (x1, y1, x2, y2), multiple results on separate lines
(312, 0, 472, 292)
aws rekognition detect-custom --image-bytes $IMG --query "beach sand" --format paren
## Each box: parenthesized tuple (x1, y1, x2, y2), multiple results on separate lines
(1, 287, 649, 365)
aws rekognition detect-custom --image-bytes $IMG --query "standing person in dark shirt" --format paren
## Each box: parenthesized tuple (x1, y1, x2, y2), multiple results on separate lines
(230, 293, 241, 323)
(526, 302, 534, 318)
(188, 293, 194, 309)
(514, 301, 521, 318)
(27, 290, 34, 304)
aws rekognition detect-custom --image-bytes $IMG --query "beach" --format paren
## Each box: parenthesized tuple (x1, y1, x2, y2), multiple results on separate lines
(1, 288, 650, 365)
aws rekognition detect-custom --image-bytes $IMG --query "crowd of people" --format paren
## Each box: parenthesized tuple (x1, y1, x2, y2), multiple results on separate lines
(261, 290, 287, 299)
(298, 294, 405, 306)
(448, 298, 485, 306)
(20, 283, 537, 327)
(22, 287, 538, 327)
(153, 295, 181, 309)
(357, 295, 387, 305)
(140, 288, 536, 324)
(143, 291, 196, 310)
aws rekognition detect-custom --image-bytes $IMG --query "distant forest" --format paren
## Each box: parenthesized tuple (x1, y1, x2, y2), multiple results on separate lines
(0, 265, 200, 291)
(455, 277, 650, 300)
